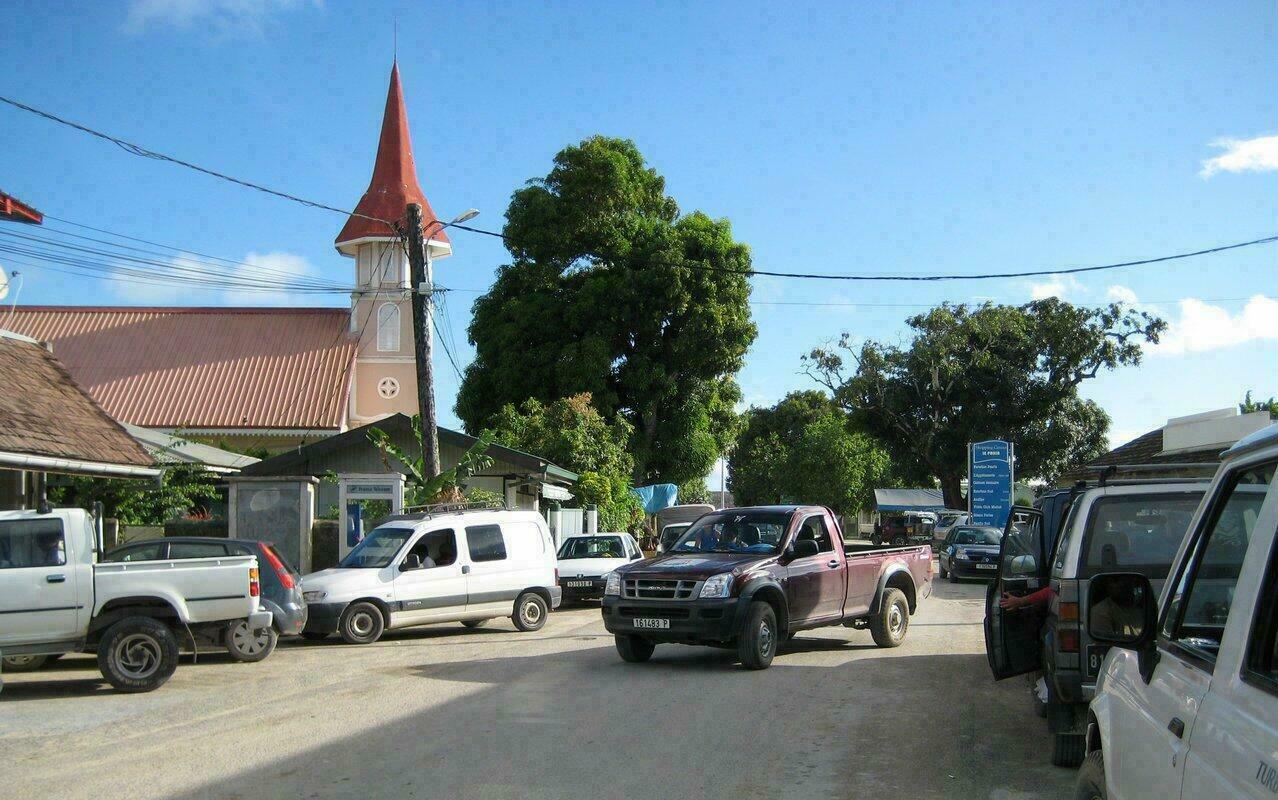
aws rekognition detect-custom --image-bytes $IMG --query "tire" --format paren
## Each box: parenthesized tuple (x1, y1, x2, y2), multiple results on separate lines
(97, 616, 179, 693)
(871, 535, 883, 546)
(948, 568, 959, 584)
(615, 634, 655, 663)
(1075, 750, 1106, 799)
(737, 601, 779, 670)
(870, 587, 909, 648)
(300, 631, 329, 642)
(1052, 733, 1086, 768)
(1, 654, 50, 672)
(892, 534, 908, 547)
(938, 563, 948, 579)
(339, 601, 385, 645)
(224, 619, 278, 663)
(512, 592, 549, 632)
(461, 619, 489, 629)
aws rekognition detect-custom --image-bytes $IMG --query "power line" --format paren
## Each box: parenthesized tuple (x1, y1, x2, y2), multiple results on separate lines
(0, 94, 395, 230)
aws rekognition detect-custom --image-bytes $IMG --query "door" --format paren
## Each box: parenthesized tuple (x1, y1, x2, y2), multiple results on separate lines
(985, 507, 1048, 679)
(463, 524, 517, 615)
(390, 528, 468, 627)
(1112, 459, 1273, 799)
(0, 516, 81, 645)
(786, 514, 843, 623)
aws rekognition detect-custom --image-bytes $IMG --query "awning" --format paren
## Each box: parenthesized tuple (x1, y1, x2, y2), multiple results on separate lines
(873, 488, 948, 512)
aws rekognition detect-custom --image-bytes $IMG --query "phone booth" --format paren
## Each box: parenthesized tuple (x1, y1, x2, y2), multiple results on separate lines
(337, 473, 406, 561)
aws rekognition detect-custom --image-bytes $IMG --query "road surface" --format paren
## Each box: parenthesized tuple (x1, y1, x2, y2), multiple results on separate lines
(1, 574, 1074, 799)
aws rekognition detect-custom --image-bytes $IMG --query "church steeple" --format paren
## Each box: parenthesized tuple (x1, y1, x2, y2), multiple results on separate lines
(335, 62, 449, 255)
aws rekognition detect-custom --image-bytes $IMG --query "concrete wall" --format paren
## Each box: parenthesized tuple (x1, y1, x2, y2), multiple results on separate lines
(228, 477, 317, 574)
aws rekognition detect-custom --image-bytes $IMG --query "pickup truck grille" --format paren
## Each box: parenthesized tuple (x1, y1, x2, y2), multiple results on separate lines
(622, 578, 698, 600)
(617, 606, 691, 619)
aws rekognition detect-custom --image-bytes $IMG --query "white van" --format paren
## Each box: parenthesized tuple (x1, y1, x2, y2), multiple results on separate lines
(299, 508, 561, 644)
(1078, 424, 1278, 799)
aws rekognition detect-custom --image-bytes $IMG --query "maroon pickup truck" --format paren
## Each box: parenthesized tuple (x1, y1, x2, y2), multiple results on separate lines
(601, 505, 933, 669)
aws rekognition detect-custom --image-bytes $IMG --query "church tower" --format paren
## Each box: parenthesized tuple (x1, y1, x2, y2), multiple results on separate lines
(335, 62, 451, 426)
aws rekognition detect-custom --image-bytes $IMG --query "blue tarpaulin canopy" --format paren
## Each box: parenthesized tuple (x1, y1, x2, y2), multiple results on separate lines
(631, 483, 679, 515)
(873, 488, 948, 512)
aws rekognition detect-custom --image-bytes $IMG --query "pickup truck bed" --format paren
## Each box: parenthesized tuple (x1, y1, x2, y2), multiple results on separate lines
(603, 505, 932, 669)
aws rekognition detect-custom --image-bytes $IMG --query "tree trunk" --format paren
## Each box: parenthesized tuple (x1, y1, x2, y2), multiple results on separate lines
(940, 472, 966, 511)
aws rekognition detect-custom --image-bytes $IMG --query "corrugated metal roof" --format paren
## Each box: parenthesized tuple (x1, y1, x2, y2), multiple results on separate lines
(7, 307, 357, 430)
(0, 330, 153, 468)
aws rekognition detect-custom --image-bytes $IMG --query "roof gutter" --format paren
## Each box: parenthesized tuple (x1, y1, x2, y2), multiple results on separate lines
(0, 451, 161, 478)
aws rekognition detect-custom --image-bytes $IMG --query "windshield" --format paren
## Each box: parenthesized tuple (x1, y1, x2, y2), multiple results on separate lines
(660, 524, 690, 548)
(338, 526, 414, 568)
(673, 510, 790, 555)
(558, 536, 625, 559)
(952, 527, 1001, 545)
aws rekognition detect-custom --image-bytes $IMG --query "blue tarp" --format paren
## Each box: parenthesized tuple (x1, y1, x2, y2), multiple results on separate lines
(873, 488, 948, 512)
(632, 483, 678, 515)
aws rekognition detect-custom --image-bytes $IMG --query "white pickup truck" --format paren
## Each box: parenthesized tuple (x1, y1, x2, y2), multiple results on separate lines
(0, 507, 273, 692)
(1078, 423, 1278, 799)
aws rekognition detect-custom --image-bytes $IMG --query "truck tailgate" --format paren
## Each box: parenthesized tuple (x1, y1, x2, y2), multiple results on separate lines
(94, 555, 259, 624)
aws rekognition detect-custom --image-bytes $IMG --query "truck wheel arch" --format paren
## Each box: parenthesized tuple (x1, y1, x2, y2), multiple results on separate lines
(869, 567, 917, 616)
(739, 580, 788, 634)
(89, 597, 183, 641)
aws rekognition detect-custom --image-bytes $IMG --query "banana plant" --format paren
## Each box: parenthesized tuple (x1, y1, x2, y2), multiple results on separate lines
(368, 415, 496, 505)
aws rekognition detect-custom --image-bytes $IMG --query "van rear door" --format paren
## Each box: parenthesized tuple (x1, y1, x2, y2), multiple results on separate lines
(985, 507, 1050, 679)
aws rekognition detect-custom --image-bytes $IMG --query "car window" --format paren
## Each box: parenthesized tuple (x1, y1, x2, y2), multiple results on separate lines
(1245, 530, 1278, 694)
(108, 542, 166, 562)
(467, 525, 507, 563)
(405, 529, 457, 568)
(796, 515, 834, 553)
(558, 536, 625, 559)
(339, 526, 414, 568)
(1080, 492, 1204, 579)
(953, 528, 1001, 545)
(1163, 462, 1274, 664)
(168, 542, 231, 559)
(674, 510, 788, 555)
(1001, 513, 1044, 578)
(0, 518, 66, 569)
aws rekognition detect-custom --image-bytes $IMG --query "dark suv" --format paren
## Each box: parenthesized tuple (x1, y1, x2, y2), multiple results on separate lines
(103, 536, 306, 661)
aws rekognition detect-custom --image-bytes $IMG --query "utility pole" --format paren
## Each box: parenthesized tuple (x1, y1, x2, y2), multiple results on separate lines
(404, 202, 441, 479)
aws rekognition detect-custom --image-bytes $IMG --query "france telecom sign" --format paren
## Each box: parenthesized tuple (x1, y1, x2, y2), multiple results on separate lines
(969, 440, 1015, 528)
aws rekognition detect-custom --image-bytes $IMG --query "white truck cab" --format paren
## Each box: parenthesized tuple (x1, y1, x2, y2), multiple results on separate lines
(1079, 423, 1278, 799)
(0, 507, 272, 692)
(299, 507, 561, 644)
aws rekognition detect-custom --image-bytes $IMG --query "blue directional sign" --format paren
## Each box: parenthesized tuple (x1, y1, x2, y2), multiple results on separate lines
(969, 440, 1015, 528)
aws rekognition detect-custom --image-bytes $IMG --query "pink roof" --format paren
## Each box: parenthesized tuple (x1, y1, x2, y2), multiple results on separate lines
(335, 62, 448, 249)
(7, 307, 357, 431)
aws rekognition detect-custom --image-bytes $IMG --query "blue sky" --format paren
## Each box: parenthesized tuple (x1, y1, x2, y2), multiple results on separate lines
(3, 1, 1276, 486)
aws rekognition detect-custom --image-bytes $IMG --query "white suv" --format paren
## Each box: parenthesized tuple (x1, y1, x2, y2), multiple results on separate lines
(1079, 423, 1278, 799)
(299, 508, 561, 644)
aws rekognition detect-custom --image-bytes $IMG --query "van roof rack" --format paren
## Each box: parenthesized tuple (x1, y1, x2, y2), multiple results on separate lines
(378, 499, 508, 524)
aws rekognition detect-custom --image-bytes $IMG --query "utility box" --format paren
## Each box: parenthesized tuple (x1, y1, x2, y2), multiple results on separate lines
(227, 476, 318, 574)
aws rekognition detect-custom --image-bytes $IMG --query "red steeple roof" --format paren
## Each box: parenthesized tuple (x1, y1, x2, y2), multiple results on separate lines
(335, 62, 448, 249)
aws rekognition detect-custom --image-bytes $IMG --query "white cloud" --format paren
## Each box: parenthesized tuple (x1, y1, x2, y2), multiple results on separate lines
(111, 250, 326, 307)
(1200, 135, 1278, 178)
(1154, 294, 1278, 355)
(1107, 285, 1139, 305)
(122, 0, 319, 36)
(1030, 275, 1082, 300)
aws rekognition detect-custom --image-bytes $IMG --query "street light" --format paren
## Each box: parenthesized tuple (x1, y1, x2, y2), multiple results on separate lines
(450, 208, 480, 225)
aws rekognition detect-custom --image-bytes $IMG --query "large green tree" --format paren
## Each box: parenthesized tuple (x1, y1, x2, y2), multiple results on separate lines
(803, 299, 1164, 507)
(728, 391, 890, 516)
(483, 394, 643, 532)
(456, 136, 756, 486)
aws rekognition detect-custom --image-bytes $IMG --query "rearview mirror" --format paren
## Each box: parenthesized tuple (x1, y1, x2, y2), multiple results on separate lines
(1087, 573, 1155, 646)
(401, 553, 422, 572)
(1008, 554, 1036, 576)
(789, 539, 820, 560)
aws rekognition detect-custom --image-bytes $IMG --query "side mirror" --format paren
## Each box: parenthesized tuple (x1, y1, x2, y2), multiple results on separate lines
(789, 539, 820, 560)
(1087, 573, 1157, 647)
(1008, 554, 1037, 576)
(401, 553, 422, 572)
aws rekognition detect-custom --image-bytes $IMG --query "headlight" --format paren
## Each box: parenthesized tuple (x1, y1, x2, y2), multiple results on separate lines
(699, 573, 733, 599)
(302, 591, 327, 602)
(604, 572, 621, 596)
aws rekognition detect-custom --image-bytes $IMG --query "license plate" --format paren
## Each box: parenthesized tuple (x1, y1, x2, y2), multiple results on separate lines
(1086, 645, 1112, 677)
(565, 580, 593, 587)
(633, 618, 670, 629)
(976, 563, 997, 570)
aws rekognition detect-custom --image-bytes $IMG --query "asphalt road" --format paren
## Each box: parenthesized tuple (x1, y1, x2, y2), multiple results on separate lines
(0, 573, 1075, 800)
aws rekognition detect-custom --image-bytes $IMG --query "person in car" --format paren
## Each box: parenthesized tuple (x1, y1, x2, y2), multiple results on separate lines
(36, 531, 65, 567)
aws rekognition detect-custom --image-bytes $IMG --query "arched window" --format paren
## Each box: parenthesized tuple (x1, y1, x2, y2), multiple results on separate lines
(376, 303, 400, 352)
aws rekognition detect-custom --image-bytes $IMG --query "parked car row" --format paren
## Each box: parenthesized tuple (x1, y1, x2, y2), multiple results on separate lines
(985, 424, 1278, 799)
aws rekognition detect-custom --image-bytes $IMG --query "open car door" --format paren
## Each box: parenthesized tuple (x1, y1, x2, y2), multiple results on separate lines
(984, 506, 1050, 680)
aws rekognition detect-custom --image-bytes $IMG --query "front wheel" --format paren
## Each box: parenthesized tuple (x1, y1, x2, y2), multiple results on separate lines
(224, 620, 278, 662)
(891, 534, 908, 547)
(870, 587, 909, 647)
(948, 569, 959, 584)
(1075, 750, 1106, 799)
(97, 616, 179, 693)
(512, 592, 548, 632)
(1, 654, 50, 672)
(737, 601, 778, 670)
(938, 563, 949, 579)
(339, 601, 385, 645)
(1052, 733, 1086, 767)
(615, 634, 655, 663)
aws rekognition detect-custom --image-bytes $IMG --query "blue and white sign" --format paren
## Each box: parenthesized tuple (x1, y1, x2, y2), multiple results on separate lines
(969, 440, 1015, 529)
